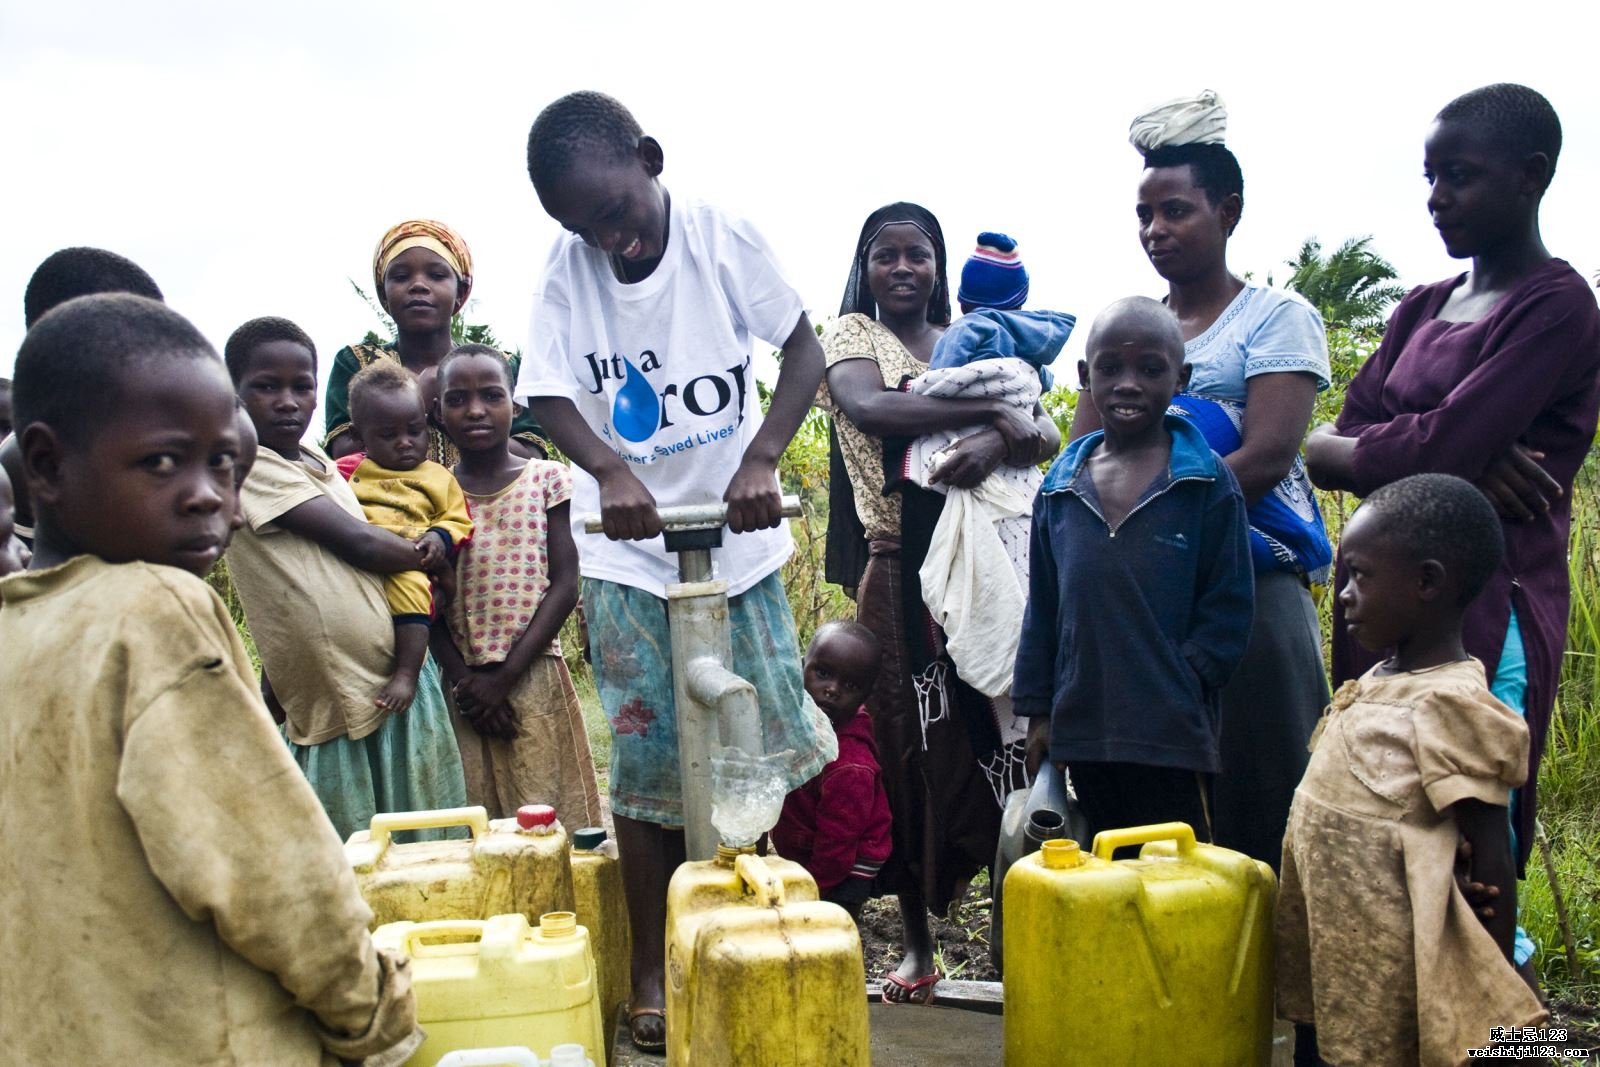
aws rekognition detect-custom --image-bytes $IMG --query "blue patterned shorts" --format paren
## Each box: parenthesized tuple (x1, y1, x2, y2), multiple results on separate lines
(584, 571, 833, 826)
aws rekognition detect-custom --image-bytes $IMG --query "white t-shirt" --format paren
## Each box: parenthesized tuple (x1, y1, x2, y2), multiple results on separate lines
(518, 196, 802, 597)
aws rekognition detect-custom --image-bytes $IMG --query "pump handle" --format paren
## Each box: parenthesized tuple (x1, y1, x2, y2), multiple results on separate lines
(583, 495, 802, 535)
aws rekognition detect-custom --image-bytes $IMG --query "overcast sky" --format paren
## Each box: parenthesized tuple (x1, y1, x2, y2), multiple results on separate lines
(3, 0, 1595, 391)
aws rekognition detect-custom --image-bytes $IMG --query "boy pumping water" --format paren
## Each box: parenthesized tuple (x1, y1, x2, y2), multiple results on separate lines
(517, 90, 834, 1053)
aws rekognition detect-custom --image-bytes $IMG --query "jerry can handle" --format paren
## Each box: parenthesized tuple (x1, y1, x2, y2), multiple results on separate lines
(436, 1049, 543, 1067)
(367, 806, 490, 849)
(1090, 821, 1197, 861)
(401, 919, 491, 958)
(734, 852, 787, 908)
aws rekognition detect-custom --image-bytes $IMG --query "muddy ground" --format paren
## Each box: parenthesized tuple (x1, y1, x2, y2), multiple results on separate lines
(857, 873, 1000, 984)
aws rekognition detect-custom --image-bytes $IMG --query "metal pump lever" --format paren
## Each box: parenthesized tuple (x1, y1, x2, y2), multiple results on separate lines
(582, 495, 802, 540)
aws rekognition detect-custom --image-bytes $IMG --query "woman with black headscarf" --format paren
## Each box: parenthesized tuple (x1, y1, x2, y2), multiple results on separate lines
(818, 203, 1060, 1001)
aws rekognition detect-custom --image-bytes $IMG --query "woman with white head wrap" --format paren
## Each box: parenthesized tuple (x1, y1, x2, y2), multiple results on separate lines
(1127, 89, 1229, 154)
(1068, 91, 1335, 876)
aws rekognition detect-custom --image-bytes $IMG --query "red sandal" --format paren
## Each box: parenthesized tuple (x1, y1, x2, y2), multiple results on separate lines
(881, 968, 941, 1005)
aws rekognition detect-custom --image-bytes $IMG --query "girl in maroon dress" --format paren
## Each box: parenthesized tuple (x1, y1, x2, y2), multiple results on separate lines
(1307, 82, 1600, 909)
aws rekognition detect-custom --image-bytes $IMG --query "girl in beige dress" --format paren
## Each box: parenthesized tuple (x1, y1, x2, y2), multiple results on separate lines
(1277, 474, 1545, 1066)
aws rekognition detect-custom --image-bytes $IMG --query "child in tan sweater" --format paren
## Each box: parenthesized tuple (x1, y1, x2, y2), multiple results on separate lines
(0, 293, 417, 1065)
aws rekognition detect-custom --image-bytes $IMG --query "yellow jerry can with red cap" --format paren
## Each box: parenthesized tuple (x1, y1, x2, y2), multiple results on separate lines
(373, 911, 607, 1067)
(345, 805, 576, 929)
(664, 845, 869, 1067)
(1002, 823, 1276, 1067)
(569, 826, 631, 1036)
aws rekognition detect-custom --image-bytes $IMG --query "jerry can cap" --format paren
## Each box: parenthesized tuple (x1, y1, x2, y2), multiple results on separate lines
(1041, 838, 1084, 869)
(516, 804, 557, 830)
(539, 911, 578, 938)
(573, 827, 608, 850)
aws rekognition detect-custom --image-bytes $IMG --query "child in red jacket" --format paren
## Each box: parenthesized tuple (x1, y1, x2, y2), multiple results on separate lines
(772, 621, 893, 918)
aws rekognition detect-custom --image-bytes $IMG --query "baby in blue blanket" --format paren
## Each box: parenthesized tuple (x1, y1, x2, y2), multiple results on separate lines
(933, 232, 1075, 388)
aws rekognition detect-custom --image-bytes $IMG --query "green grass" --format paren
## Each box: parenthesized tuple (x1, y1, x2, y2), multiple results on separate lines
(1526, 461, 1600, 1003)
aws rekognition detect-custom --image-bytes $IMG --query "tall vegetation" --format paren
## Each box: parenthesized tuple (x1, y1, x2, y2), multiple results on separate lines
(1285, 236, 1407, 330)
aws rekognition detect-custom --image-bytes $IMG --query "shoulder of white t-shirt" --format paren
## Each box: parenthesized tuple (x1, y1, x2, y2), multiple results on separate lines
(536, 230, 588, 283)
(675, 196, 774, 257)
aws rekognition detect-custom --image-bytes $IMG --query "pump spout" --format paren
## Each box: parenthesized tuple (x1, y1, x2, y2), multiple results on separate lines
(685, 656, 762, 756)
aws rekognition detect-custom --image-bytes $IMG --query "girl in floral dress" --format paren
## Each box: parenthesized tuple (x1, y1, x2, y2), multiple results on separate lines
(431, 343, 601, 826)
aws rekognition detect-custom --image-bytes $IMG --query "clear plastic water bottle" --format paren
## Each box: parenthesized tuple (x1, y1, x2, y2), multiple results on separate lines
(709, 746, 794, 847)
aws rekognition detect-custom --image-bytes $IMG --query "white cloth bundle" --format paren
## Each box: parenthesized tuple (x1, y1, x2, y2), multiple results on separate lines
(919, 472, 1034, 700)
(905, 357, 1044, 502)
(908, 358, 1042, 701)
(1128, 89, 1228, 153)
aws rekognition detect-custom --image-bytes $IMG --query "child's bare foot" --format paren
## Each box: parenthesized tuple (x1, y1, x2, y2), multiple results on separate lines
(375, 672, 418, 714)
(381, 620, 428, 714)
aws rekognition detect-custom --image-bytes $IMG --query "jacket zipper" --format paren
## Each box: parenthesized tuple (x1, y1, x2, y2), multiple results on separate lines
(1070, 474, 1211, 538)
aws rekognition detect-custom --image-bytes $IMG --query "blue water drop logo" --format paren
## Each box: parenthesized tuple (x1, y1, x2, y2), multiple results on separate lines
(612, 354, 660, 443)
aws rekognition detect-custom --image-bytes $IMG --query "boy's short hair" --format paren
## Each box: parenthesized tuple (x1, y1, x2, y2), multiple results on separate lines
(526, 90, 643, 190)
(1086, 295, 1184, 358)
(348, 360, 420, 423)
(223, 316, 318, 384)
(14, 294, 216, 445)
(24, 247, 163, 328)
(438, 343, 513, 389)
(1359, 473, 1505, 603)
(811, 619, 884, 671)
(1140, 142, 1245, 229)
(1437, 83, 1562, 182)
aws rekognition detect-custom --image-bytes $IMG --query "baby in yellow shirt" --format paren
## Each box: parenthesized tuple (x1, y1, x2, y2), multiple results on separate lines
(342, 360, 473, 712)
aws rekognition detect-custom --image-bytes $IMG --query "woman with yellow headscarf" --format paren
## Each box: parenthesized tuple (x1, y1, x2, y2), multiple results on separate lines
(324, 219, 548, 464)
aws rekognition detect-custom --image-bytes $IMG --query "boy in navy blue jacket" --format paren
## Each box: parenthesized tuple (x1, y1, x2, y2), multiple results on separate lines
(1016, 297, 1253, 844)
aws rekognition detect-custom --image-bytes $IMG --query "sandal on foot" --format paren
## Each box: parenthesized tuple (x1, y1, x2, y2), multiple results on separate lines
(882, 968, 940, 1005)
(628, 1005, 667, 1053)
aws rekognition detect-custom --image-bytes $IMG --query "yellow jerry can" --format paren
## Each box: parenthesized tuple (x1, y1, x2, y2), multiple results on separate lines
(570, 827, 631, 1037)
(346, 805, 576, 930)
(1003, 824, 1276, 1067)
(372, 912, 607, 1067)
(665, 846, 869, 1067)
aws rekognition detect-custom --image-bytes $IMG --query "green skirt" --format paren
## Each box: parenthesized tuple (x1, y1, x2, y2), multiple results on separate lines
(286, 653, 468, 843)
